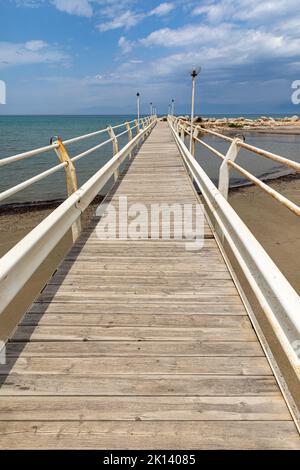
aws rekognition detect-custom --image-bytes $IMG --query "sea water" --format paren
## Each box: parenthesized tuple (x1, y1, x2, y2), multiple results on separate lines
(0, 115, 300, 205)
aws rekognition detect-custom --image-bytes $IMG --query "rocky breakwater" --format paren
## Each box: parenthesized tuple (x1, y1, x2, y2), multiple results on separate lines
(178, 115, 300, 132)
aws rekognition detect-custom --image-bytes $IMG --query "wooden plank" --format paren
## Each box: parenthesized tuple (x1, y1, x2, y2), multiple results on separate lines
(56, 262, 230, 272)
(37, 294, 243, 304)
(0, 421, 299, 449)
(42, 282, 237, 293)
(0, 356, 272, 376)
(0, 374, 279, 396)
(11, 325, 257, 342)
(6, 341, 264, 357)
(38, 292, 241, 303)
(54, 270, 231, 279)
(47, 277, 235, 288)
(28, 302, 246, 315)
(21, 313, 248, 327)
(0, 396, 289, 421)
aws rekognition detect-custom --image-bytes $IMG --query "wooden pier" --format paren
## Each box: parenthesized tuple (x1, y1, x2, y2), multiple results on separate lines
(0, 122, 299, 449)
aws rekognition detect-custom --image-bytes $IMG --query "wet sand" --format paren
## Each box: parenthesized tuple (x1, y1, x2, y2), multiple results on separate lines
(0, 177, 300, 341)
(229, 174, 300, 294)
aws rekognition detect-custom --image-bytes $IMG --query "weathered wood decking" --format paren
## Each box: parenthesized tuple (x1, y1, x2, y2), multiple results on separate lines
(0, 122, 299, 449)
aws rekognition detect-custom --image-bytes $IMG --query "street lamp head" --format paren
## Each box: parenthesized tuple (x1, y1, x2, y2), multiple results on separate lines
(190, 67, 201, 78)
(137, 92, 140, 97)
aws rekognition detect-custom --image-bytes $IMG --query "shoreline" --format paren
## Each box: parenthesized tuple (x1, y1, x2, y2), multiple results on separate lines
(0, 194, 104, 214)
(1, 170, 299, 213)
(182, 114, 300, 133)
(225, 126, 300, 135)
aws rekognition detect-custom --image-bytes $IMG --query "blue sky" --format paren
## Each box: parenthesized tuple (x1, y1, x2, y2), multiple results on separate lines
(0, 0, 300, 114)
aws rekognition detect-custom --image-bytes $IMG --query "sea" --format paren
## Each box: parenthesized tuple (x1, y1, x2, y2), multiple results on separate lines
(0, 114, 300, 206)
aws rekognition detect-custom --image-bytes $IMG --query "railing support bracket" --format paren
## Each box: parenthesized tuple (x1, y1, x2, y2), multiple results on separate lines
(52, 136, 82, 242)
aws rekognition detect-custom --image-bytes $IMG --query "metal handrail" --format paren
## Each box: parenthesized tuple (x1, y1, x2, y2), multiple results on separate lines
(0, 116, 157, 315)
(176, 117, 300, 172)
(0, 117, 147, 167)
(0, 117, 154, 203)
(168, 115, 300, 375)
(171, 117, 300, 217)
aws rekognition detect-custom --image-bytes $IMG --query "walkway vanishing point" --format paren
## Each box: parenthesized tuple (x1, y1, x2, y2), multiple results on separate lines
(0, 119, 300, 449)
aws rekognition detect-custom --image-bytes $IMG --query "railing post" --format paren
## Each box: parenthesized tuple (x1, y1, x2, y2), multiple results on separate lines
(125, 121, 133, 141)
(108, 126, 119, 182)
(52, 137, 82, 242)
(191, 128, 199, 157)
(218, 137, 243, 199)
(134, 119, 140, 133)
(141, 119, 147, 141)
(180, 124, 185, 141)
(125, 122, 133, 159)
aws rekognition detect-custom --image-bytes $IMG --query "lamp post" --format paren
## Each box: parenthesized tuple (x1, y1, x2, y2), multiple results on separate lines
(150, 102, 153, 116)
(189, 68, 201, 153)
(168, 104, 171, 115)
(137, 92, 140, 130)
(171, 99, 175, 116)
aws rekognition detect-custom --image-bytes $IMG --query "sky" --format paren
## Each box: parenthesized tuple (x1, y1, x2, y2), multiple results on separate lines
(0, 0, 300, 115)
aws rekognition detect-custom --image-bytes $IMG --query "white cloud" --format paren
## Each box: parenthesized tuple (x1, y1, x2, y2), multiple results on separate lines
(136, 18, 300, 83)
(98, 10, 142, 32)
(0, 40, 70, 68)
(51, 0, 93, 17)
(118, 36, 134, 53)
(14, 0, 45, 6)
(98, 2, 175, 32)
(192, 0, 300, 24)
(25, 40, 48, 51)
(150, 2, 175, 17)
(140, 24, 231, 48)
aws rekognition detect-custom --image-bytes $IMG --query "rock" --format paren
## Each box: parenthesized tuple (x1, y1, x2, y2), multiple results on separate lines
(291, 115, 299, 122)
(228, 122, 244, 128)
(193, 116, 203, 123)
(260, 116, 269, 121)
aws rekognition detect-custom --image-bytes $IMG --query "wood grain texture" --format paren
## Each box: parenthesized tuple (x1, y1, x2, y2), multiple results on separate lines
(0, 121, 298, 449)
(0, 397, 290, 421)
(0, 422, 299, 450)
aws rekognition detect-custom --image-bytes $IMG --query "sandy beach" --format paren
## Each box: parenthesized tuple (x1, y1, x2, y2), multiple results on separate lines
(229, 174, 300, 293)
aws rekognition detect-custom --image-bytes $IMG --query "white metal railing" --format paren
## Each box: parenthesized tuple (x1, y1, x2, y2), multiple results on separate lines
(0, 116, 155, 228)
(168, 115, 300, 377)
(0, 115, 157, 315)
(171, 116, 300, 217)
